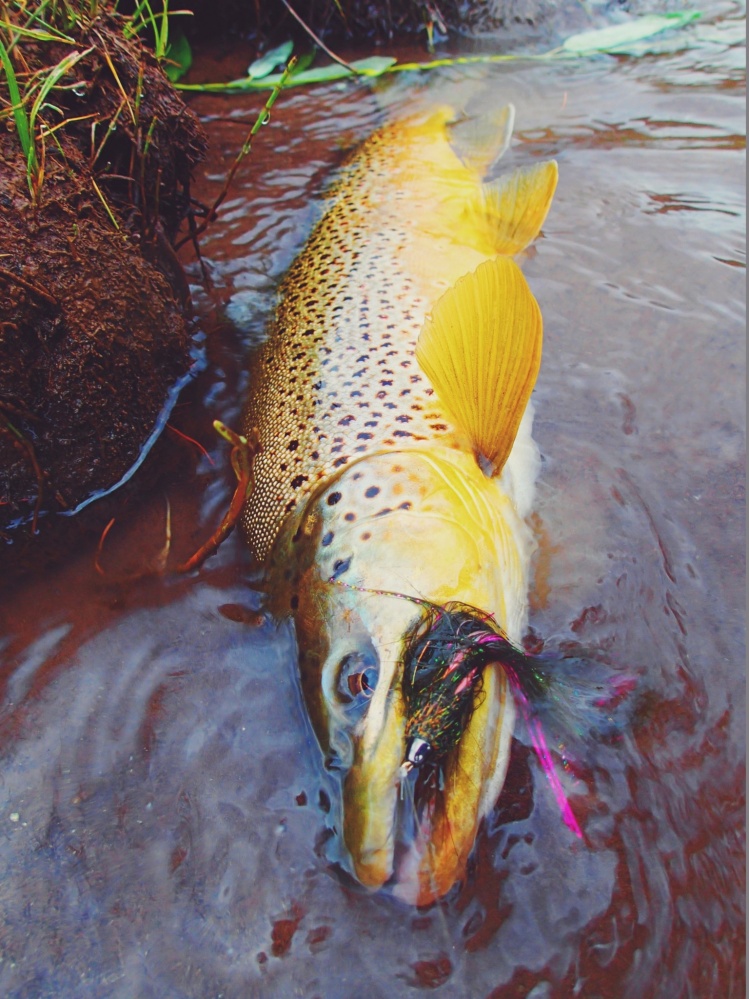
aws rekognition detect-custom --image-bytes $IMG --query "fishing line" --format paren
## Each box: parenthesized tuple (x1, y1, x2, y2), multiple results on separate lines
(327, 576, 440, 611)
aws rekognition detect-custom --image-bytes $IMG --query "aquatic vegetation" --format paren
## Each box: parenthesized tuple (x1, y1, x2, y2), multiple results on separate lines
(177, 11, 703, 93)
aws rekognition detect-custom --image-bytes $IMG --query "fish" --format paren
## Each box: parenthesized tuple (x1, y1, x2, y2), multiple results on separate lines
(241, 103, 559, 905)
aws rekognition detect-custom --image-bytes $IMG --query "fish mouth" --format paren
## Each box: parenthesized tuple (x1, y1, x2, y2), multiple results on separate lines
(341, 663, 515, 906)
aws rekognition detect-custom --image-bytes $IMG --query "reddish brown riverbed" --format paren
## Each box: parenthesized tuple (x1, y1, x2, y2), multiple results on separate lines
(0, 4, 744, 997)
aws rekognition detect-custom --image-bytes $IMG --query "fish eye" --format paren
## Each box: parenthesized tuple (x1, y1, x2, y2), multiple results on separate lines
(337, 651, 379, 706)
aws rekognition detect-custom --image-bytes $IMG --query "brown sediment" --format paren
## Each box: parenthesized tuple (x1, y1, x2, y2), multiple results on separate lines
(0, 6, 206, 574)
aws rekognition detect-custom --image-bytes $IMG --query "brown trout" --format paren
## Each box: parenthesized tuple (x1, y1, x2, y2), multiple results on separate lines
(242, 104, 558, 905)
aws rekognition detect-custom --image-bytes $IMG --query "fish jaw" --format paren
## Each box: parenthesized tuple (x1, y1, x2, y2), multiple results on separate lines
(341, 690, 405, 889)
(334, 656, 516, 903)
(284, 538, 519, 898)
(392, 663, 515, 905)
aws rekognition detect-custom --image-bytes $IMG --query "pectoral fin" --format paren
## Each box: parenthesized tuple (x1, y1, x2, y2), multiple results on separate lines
(466, 160, 559, 257)
(415, 256, 542, 475)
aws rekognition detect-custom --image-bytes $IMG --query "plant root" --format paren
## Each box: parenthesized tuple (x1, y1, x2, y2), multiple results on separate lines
(175, 422, 260, 574)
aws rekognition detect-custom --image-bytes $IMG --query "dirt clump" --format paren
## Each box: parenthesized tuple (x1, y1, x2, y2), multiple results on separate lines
(0, 5, 206, 572)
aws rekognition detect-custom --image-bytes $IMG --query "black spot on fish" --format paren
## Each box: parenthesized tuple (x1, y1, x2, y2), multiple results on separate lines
(331, 557, 352, 580)
(344, 512, 356, 522)
(290, 594, 299, 610)
(327, 492, 342, 506)
(288, 440, 299, 451)
(322, 532, 334, 547)
(399, 502, 412, 511)
(365, 486, 380, 498)
(291, 475, 306, 489)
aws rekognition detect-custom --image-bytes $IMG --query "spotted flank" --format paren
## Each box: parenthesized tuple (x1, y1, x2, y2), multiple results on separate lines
(241, 106, 557, 564)
(241, 103, 560, 905)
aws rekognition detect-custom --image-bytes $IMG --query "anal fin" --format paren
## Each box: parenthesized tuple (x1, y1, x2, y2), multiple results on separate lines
(415, 257, 542, 476)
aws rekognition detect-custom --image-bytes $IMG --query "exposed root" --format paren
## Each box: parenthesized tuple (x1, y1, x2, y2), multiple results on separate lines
(175, 422, 260, 573)
(94, 517, 117, 576)
(93, 422, 260, 581)
(0, 266, 59, 308)
(0, 414, 44, 534)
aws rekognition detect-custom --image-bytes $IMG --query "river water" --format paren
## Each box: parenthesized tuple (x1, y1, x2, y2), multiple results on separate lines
(0, 4, 745, 997)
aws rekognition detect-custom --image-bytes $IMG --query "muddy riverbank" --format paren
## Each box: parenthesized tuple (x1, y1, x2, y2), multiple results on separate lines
(0, 6, 205, 570)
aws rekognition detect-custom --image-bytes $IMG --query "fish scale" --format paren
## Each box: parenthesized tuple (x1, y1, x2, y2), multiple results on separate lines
(241, 112, 482, 564)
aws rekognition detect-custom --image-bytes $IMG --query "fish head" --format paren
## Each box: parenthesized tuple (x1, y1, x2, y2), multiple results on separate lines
(272, 450, 523, 904)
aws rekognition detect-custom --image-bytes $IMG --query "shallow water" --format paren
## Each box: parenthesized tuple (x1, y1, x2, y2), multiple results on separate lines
(0, 4, 745, 997)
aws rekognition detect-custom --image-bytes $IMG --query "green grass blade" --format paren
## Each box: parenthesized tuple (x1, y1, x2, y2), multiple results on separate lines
(0, 36, 33, 161)
(164, 29, 191, 82)
(0, 22, 76, 44)
(247, 40, 294, 80)
(28, 47, 91, 138)
(562, 12, 701, 54)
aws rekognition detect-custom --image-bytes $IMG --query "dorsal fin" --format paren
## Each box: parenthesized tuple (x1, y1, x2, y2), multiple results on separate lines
(447, 104, 515, 177)
(415, 257, 542, 475)
(464, 160, 559, 257)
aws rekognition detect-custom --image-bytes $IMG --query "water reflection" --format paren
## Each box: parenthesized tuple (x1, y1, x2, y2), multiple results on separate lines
(0, 3, 744, 996)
